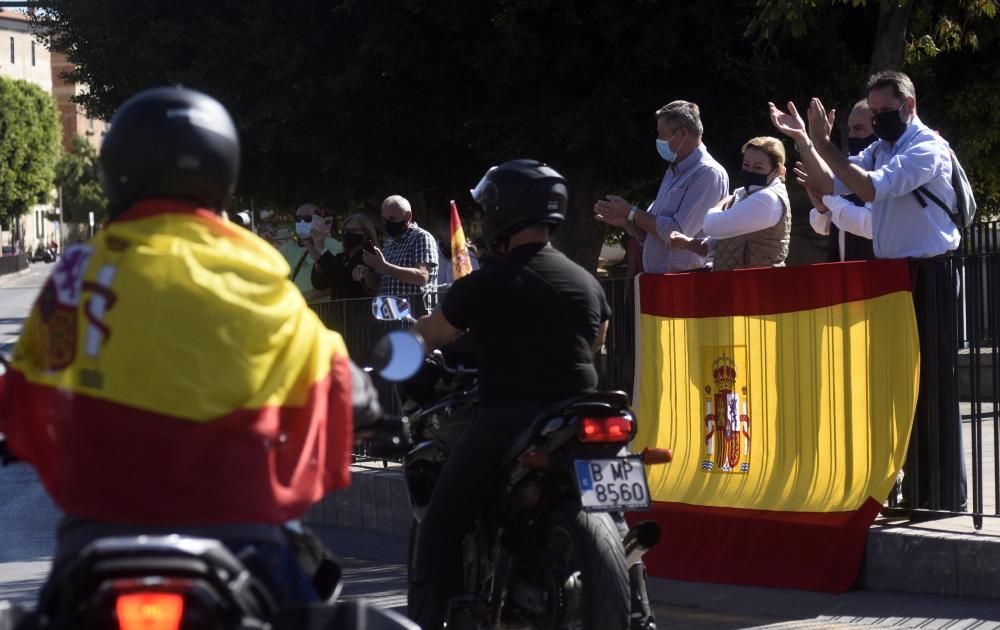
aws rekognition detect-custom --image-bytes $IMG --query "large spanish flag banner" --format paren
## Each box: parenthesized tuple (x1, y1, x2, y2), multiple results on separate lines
(0, 201, 354, 525)
(632, 260, 919, 592)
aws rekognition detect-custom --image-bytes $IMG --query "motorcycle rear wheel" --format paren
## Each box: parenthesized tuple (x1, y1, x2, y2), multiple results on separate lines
(535, 506, 630, 630)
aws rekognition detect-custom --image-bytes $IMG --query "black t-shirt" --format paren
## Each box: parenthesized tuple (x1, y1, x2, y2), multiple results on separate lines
(441, 242, 612, 407)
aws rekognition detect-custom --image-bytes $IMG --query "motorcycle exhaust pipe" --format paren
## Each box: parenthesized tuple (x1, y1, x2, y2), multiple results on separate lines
(623, 521, 661, 566)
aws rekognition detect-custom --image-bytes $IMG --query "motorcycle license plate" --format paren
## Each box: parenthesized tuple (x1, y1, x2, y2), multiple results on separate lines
(574, 457, 650, 512)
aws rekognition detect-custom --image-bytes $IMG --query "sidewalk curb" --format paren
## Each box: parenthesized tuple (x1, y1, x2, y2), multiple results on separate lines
(861, 524, 1000, 600)
(0, 268, 30, 285)
(304, 463, 410, 539)
(307, 466, 1000, 602)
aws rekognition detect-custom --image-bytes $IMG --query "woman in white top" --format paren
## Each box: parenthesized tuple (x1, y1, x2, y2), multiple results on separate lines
(671, 136, 791, 270)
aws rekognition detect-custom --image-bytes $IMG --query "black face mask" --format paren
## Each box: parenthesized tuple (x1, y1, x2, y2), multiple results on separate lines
(738, 169, 770, 191)
(384, 219, 407, 238)
(342, 232, 365, 250)
(872, 106, 908, 143)
(847, 134, 879, 156)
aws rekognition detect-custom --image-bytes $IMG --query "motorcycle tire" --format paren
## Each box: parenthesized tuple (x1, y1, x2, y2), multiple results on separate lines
(540, 506, 630, 630)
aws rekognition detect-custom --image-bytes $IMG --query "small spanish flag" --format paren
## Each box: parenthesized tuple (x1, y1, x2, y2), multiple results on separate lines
(450, 200, 473, 280)
(631, 260, 919, 592)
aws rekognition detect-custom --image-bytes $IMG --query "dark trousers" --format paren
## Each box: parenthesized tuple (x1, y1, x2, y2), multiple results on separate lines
(903, 258, 968, 511)
(410, 405, 542, 628)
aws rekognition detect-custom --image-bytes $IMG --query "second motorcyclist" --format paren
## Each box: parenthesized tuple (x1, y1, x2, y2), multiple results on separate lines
(408, 159, 655, 628)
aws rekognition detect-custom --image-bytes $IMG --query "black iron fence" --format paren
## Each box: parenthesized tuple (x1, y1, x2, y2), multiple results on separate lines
(0, 253, 28, 277)
(311, 225, 1000, 525)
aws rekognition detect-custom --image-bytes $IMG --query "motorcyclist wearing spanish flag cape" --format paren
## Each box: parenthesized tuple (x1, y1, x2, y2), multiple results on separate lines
(0, 87, 380, 605)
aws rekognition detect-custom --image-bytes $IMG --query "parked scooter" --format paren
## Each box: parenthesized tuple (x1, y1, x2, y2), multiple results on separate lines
(370, 297, 670, 630)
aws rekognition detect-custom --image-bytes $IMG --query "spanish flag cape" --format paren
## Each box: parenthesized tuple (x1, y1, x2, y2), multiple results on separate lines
(632, 260, 918, 592)
(0, 201, 354, 525)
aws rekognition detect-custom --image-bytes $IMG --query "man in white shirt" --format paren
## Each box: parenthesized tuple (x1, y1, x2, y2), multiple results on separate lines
(806, 100, 877, 262)
(771, 71, 966, 513)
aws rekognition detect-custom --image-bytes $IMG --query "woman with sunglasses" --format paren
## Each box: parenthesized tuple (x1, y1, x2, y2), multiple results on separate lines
(310, 213, 381, 300)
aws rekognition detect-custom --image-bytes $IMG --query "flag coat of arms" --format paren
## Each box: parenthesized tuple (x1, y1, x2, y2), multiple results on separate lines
(631, 260, 919, 592)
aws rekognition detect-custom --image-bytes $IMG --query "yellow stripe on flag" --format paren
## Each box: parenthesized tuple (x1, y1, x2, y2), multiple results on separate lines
(634, 290, 918, 513)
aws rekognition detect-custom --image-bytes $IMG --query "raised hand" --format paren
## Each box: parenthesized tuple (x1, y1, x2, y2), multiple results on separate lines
(793, 161, 810, 188)
(768, 101, 807, 142)
(807, 98, 834, 145)
(594, 194, 631, 227)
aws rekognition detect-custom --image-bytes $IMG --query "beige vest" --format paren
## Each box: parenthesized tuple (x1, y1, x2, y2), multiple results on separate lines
(712, 181, 791, 271)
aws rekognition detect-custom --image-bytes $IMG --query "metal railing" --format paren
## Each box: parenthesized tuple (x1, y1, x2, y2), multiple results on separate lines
(0, 253, 28, 277)
(311, 225, 1000, 526)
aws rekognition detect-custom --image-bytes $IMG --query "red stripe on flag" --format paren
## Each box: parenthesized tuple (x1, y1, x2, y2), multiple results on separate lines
(627, 498, 882, 592)
(639, 260, 913, 318)
(1, 359, 354, 525)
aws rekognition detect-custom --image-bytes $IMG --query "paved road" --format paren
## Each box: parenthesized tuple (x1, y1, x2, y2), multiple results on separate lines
(2, 263, 1000, 627)
(0, 264, 49, 355)
(0, 264, 60, 608)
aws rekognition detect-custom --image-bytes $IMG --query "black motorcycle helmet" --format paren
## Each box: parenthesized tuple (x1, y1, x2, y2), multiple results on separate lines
(470, 159, 568, 251)
(99, 86, 240, 217)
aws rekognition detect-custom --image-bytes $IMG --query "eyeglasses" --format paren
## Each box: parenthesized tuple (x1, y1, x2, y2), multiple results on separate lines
(295, 215, 314, 223)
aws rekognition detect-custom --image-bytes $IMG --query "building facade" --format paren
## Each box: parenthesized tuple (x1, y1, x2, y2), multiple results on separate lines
(1, 10, 102, 257)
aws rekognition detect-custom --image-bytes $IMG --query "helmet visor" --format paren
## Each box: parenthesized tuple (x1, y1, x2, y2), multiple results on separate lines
(469, 166, 499, 207)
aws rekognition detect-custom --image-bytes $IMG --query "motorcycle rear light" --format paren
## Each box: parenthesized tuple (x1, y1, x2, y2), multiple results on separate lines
(579, 416, 633, 443)
(116, 592, 184, 630)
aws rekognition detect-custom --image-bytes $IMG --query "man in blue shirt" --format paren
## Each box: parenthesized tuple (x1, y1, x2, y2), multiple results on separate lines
(770, 71, 967, 513)
(594, 100, 728, 273)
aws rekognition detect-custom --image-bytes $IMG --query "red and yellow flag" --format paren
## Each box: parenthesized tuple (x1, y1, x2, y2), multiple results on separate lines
(0, 200, 354, 525)
(450, 200, 473, 280)
(631, 260, 918, 592)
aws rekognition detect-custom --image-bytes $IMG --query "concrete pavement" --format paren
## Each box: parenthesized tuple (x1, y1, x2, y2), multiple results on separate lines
(310, 523, 1000, 629)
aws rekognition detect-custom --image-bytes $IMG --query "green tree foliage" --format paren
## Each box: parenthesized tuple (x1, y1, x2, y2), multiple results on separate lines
(746, 0, 1000, 214)
(32, 0, 1000, 266)
(0, 76, 62, 227)
(54, 136, 107, 224)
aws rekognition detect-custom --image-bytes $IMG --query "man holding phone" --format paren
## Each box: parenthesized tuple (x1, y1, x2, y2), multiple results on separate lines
(354, 195, 439, 316)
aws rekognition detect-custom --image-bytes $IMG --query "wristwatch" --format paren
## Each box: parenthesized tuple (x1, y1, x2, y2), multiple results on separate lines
(626, 206, 638, 223)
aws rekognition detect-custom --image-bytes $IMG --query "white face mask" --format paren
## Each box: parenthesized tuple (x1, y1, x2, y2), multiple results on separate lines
(295, 221, 312, 239)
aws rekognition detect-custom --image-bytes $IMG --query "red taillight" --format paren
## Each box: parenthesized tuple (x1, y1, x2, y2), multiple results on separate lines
(579, 416, 633, 443)
(116, 592, 184, 630)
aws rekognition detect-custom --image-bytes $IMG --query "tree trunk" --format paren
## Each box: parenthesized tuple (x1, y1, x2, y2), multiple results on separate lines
(551, 170, 609, 274)
(869, 1, 914, 73)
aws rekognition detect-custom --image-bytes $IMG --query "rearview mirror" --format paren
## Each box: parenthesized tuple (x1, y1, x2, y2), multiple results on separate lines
(370, 330, 426, 382)
(372, 296, 412, 322)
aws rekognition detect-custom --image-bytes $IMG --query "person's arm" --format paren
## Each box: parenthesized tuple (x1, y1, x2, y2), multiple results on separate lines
(362, 246, 433, 286)
(824, 196, 873, 239)
(769, 100, 836, 195)
(809, 208, 832, 236)
(592, 320, 609, 353)
(413, 308, 464, 350)
(311, 250, 337, 291)
(702, 190, 784, 239)
(643, 167, 728, 242)
(669, 231, 710, 257)
(594, 196, 647, 239)
(857, 141, 946, 205)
